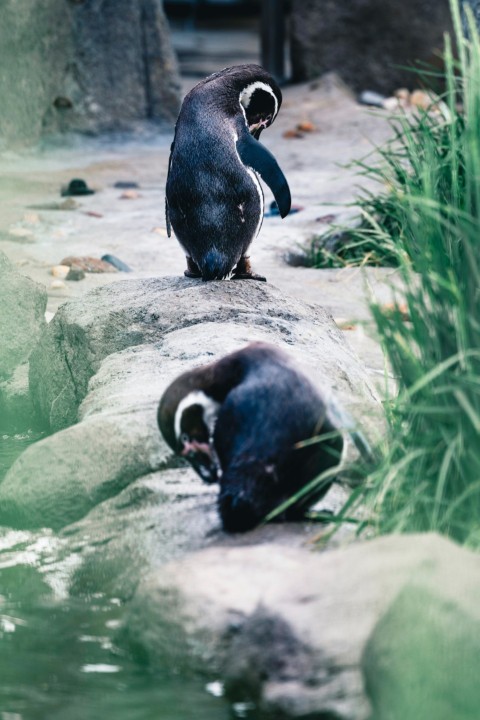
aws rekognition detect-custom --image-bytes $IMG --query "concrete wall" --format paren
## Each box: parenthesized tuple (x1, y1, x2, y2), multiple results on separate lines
(290, 0, 453, 94)
(0, 0, 181, 149)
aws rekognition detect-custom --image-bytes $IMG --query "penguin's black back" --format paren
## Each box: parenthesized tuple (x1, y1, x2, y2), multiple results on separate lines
(166, 66, 282, 280)
(212, 346, 343, 531)
(214, 348, 341, 473)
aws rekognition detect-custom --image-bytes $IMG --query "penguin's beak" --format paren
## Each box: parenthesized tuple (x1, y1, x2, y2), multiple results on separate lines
(251, 127, 262, 140)
(182, 441, 219, 483)
(181, 440, 211, 457)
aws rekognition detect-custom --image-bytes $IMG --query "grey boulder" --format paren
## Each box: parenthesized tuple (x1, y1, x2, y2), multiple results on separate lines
(125, 533, 480, 720)
(0, 0, 181, 148)
(1, 277, 378, 529)
(290, 0, 452, 94)
(0, 250, 46, 382)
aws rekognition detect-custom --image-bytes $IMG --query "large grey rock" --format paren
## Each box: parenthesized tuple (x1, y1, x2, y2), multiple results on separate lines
(0, 277, 378, 529)
(290, 0, 453, 94)
(50, 0, 181, 134)
(0, 363, 35, 431)
(29, 276, 378, 432)
(363, 563, 480, 720)
(0, 0, 180, 148)
(0, 0, 71, 148)
(60, 467, 336, 601)
(0, 251, 46, 382)
(125, 533, 480, 720)
(62, 468, 219, 599)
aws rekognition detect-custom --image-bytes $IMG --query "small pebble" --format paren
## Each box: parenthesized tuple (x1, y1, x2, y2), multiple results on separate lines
(381, 302, 410, 321)
(51, 265, 70, 279)
(283, 129, 304, 139)
(50, 280, 67, 290)
(382, 97, 401, 112)
(296, 120, 316, 132)
(101, 254, 132, 272)
(60, 256, 118, 273)
(283, 251, 310, 268)
(358, 90, 386, 108)
(61, 178, 95, 197)
(395, 87, 411, 107)
(410, 89, 444, 113)
(316, 214, 337, 223)
(114, 181, 140, 189)
(119, 189, 140, 200)
(66, 266, 86, 281)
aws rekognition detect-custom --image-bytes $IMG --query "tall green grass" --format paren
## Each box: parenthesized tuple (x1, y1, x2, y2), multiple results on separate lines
(347, 0, 480, 544)
(272, 0, 480, 544)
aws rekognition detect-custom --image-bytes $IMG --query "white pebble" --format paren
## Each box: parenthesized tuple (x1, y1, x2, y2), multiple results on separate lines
(50, 265, 70, 279)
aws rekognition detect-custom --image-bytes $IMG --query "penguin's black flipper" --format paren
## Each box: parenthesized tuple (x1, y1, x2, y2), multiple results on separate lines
(236, 133, 291, 218)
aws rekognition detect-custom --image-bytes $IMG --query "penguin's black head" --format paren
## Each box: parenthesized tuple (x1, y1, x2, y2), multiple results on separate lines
(174, 390, 221, 484)
(240, 81, 281, 139)
(198, 64, 282, 139)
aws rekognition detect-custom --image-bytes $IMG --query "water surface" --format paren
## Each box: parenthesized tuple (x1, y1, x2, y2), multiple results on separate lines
(0, 435, 231, 720)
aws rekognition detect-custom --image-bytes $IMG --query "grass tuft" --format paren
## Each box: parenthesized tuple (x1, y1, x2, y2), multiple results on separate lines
(287, 0, 480, 545)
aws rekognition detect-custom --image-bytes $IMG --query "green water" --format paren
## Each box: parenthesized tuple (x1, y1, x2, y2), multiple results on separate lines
(0, 436, 231, 720)
(0, 430, 45, 481)
(0, 566, 227, 719)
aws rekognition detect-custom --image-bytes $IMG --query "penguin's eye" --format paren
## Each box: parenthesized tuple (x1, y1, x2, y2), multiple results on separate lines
(180, 432, 189, 445)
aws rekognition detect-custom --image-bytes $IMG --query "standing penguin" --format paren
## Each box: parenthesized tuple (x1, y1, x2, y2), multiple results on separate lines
(165, 65, 291, 281)
(157, 343, 345, 532)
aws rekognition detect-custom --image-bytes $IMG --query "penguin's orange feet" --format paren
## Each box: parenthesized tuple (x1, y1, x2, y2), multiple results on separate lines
(232, 256, 266, 282)
(184, 256, 202, 278)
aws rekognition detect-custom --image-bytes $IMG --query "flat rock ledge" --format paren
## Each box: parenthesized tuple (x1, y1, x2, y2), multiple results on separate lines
(125, 533, 480, 720)
(0, 276, 379, 530)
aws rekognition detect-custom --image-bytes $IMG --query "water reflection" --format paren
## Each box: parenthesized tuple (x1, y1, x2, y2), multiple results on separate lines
(0, 561, 229, 720)
(0, 432, 229, 720)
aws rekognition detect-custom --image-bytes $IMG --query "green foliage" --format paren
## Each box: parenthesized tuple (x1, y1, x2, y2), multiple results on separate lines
(309, 208, 401, 269)
(276, 0, 480, 545)
(348, 0, 480, 544)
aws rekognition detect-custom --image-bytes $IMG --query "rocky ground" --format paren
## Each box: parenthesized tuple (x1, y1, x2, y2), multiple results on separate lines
(0, 71, 398, 381)
(1, 43, 478, 720)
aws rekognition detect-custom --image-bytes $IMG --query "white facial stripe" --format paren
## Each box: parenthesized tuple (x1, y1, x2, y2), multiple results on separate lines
(174, 390, 220, 442)
(240, 81, 279, 121)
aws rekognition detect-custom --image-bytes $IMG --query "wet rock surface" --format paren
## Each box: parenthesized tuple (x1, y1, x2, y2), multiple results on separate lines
(126, 533, 480, 720)
(1, 276, 378, 530)
(29, 276, 379, 431)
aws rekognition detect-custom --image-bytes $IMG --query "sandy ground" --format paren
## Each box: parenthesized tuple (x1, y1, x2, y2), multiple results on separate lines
(0, 61, 401, 390)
